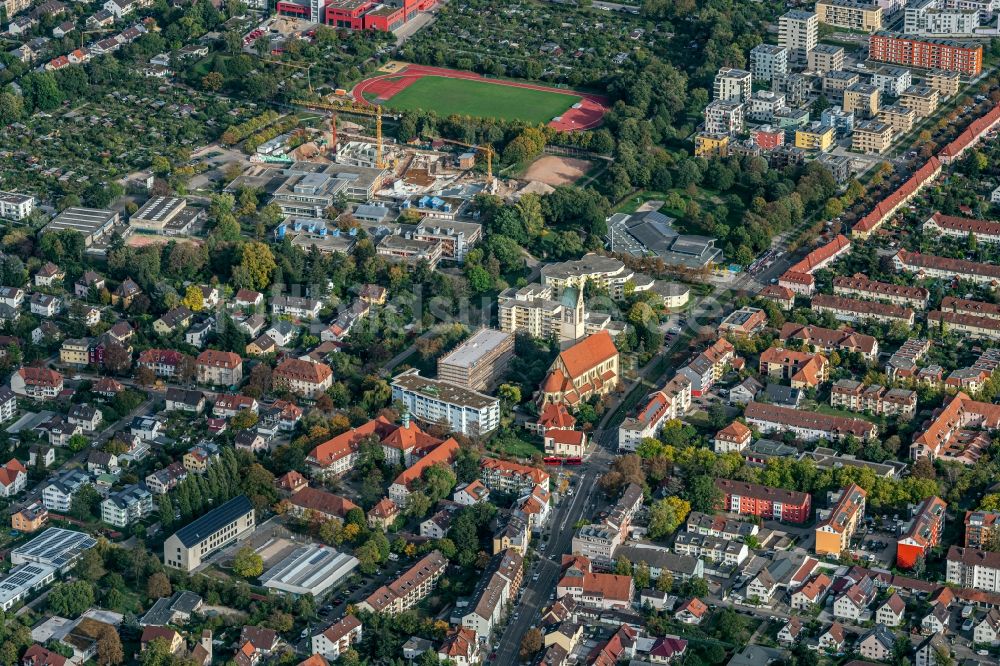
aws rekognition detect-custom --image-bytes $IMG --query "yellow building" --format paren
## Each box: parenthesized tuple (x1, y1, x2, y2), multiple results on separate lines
(844, 83, 880, 119)
(852, 120, 894, 154)
(695, 132, 731, 158)
(926, 69, 960, 98)
(900, 85, 940, 118)
(59, 338, 90, 367)
(879, 105, 916, 133)
(816, 0, 883, 32)
(795, 123, 835, 152)
(815, 484, 867, 557)
(12, 504, 47, 533)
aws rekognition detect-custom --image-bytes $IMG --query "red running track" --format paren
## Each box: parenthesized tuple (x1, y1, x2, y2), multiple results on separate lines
(352, 64, 608, 131)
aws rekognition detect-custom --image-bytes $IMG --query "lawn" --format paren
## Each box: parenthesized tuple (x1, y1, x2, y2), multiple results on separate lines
(379, 76, 580, 123)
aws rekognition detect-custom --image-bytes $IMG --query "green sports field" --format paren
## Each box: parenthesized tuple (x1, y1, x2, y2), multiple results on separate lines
(378, 76, 581, 123)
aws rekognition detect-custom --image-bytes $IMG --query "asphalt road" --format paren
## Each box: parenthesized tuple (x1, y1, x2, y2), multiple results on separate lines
(493, 446, 610, 664)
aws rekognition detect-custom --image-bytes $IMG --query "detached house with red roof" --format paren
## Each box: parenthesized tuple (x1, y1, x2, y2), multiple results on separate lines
(538, 331, 620, 407)
(0, 458, 26, 496)
(388, 438, 460, 507)
(11, 367, 63, 400)
(311, 615, 362, 662)
(674, 598, 709, 625)
(137, 349, 191, 378)
(714, 420, 752, 453)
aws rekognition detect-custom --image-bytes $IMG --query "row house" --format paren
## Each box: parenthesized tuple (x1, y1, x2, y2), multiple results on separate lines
(894, 248, 1000, 286)
(744, 401, 878, 442)
(674, 533, 749, 567)
(832, 274, 929, 309)
(812, 293, 915, 327)
(357, 550, 447, 615)
(676, 338, 736, 398)
(924, 211, 1000, 244)
(779, 323, 879, 360)
(910, 391, 1000, 464)
(930, 308, 1000, 340)
(897, 496, 947, 569)
(830, 380, 917, 418)
(715, 478, 812, 523)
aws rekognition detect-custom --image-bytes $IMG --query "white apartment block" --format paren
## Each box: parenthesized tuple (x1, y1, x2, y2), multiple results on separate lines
(941, 0, 996, 21)
(872, 67, 912, 97)
(748, 91, 787, 123)
(0, 192, 34, 221)
(704, 100, 745, 135)
(780, 10, 819, 62)
(905, 0, 979, 34)
(391, 369, 500, 437)
(750, 44, 789, 82)
(947, 546, 1000, 592)
(714, 68, 752, 102)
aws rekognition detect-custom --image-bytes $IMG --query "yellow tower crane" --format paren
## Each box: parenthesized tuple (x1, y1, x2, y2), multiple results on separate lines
(437, 138, 496, 183)
(292, 99, 387, 169)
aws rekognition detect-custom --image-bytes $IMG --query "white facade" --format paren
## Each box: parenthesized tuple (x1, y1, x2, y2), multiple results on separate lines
(704, 100, 745, 135)
(391, 369, 500, 437)
(0, 192, 34, 220)
(872, 68, 912, 97)
(714, 68, 752, 102)
(779, 10, 819, 61)
(750, 44, 789, 82)
(905, 0, 979, 34)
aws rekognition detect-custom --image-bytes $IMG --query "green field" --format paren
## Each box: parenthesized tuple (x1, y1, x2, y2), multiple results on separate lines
(377, 76, 580, 123)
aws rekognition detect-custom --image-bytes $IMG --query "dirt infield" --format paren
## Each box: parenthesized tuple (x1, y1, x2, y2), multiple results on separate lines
(353, 64, 608, 131)
(522, 155, 593, 186)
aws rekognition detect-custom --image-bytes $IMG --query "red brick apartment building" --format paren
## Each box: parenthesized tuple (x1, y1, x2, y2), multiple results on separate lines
(716, 479, 812, 524)
(869, 32, 982, 76)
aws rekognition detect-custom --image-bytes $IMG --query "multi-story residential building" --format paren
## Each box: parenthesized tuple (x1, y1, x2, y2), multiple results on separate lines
(897, 496, 947, 569)
(195, 350, 243, 386)
(816, 0, 883, 31)
(459, 548, 524, 640)
(815, 484, 867, 557)
(812, 293, 915, 326)
(869, 32, 982, 75)
(808, 44, 845, 73)
(101, 485, 153, 527)
(910, 391, 1000, 464)
(747, 91, 786, 123)
(744, 401, 878, 442)
(833, 274, 929, 309)
(618, 374, 692, 451)
(713, 68, 752, 102)
(391, 369, 499, 436)
(674, 533, 749, 567)
(704, 99, 745, 135)
(779, 10, 819, 62)
(795, 123, 835, 152)
(273, 359, 333, 399)
(677, 338, 735, 397)
(823, 70, 861, 102)
(750, 44, 789, 82)
(0, 191, 34, 220)
(879, 104, 917, 133)
(791, 573, 832, 610)
(480, 457, 550, 495)
(872, 66, 913, 96)
(926, 69, 961, 97)
(852, 120, 894, 154)
(830, 380, 917, 417)
(924, 212, 1000, 243)
(311, 616, 363, 662)
(409, 218, 482, 263)
(694, 132, 731, 158)
(137, 349, 190, 379)
(556, 555, 634, 610)
(901, 85, 940, 116)
(11, 502, 48, 533)
(11, 367, 63, 400)
(779, 323, 879, 360)
(905, 0, 979, 34)
(436, 328, 514, 392)
(876, 593, 907, 627)
(163, 495, 255, 571)
(145, 461, 188, 495)
(539, 254, 655, 301)
(497, 283, 588, 344)
(42, 470, 91, 512)
(715, 479, 812, 523)
(895, 248, 1000, 284)
(844, 82, 881, 119)
(270, 295, 323, 319)
(714, 420, 752, 454)
(358, 550, 447, 614)
(965, 511, 1000, 549)
(719, 306, 769, 338)
(759, 348, 829, 389)
(946, 546, 1000, 591)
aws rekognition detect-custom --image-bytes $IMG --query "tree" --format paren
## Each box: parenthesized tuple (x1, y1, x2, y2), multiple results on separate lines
(230, 408, 259, 430)
(634, 562, 651, 590)
(67, 433, 90, 452)
(102, 342, 132, 375)
(235, 241, 276, 290)
(76, 548, 105, 582)
(48, 580, 95, 617)
(648, 496, 691, 539)
(520, 628, 543, 659)
(233, 545, 263, 578)
(181, 285, 204, 312)
(615, 557, 633, 576)
(136, 366, 156, 387)
(683, 577, 709, 598)
(147, 572, 172, 599)
(685, 474, 722, 513)
(96, 623, 124, 666)
(202, 71, 224, 91)
(70, 484, 101, 520)
(656, 570, 673, 593)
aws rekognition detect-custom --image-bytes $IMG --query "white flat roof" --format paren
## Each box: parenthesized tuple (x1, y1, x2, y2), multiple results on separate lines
(259, 545, 358, 597)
